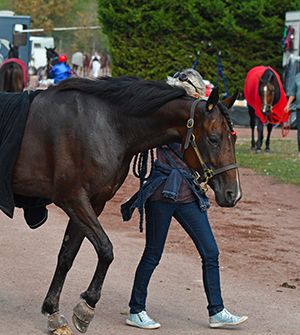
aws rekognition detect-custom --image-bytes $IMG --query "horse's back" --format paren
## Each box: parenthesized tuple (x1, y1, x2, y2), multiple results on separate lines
(14, 87, 128, 200)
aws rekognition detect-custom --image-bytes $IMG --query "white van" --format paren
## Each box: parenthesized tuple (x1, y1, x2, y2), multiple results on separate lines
(30, 36, 54, 70)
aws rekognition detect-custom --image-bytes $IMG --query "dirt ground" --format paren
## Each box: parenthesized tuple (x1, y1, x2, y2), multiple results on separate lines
(0, 128, 299, 335)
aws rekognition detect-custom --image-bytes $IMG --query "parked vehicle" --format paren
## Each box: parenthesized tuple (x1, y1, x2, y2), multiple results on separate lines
(0, 10, 31, 65)
(29, 36, 55, 73)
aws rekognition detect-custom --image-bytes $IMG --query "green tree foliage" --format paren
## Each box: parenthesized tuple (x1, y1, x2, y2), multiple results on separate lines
(98, 0, 299, 96)
(13, 0, 75, 32)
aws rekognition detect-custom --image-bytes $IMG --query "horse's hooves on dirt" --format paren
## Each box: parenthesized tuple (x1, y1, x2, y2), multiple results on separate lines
(48, 312, 73, 335)
(72, 300, 95, 333)
(51, 325, 74, 335)
(72, 314, 89, 333)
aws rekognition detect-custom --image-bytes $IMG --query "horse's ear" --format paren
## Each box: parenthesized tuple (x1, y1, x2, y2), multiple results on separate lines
(222, 91, 239, 110)
(206, 87, 219, 112)
(45, 47, 49, 50)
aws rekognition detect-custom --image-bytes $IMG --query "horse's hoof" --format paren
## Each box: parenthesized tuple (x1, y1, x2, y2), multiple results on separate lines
(256, 149, 262, 153)
(51, 325, 74, 335)
(48, 312, 73, 335)
(72, 299, 95, 333)
(265, 148, 270, 153)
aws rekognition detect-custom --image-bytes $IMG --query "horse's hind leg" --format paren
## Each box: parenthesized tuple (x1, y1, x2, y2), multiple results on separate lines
(42, 220, 84, 335)
(265, 123, 273, 152)
(60, 198, 113, 333)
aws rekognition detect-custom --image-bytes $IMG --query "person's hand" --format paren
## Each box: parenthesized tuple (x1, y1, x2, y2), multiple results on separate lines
(284, 103, 290, 113)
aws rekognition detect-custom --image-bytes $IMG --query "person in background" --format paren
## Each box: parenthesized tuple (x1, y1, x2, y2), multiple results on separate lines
(50, 54, 71, 84)
(0, 58, 28, 91)
(90, 53, 101, 78)
(285, 72, 300, 155)
(0, 59, 26, 92)
(71, 51, 84, 76)
(123, 68, 248, 330)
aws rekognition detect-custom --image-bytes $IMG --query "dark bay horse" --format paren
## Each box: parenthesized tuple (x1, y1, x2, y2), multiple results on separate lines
(37, 47, 59, 81)
(244, 66, 287, 152)
(10, 77, 241, 335)
(8, 43, 19, 58)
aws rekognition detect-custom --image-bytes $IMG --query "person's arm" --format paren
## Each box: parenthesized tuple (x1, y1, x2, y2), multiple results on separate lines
(285, 95, 295, 112)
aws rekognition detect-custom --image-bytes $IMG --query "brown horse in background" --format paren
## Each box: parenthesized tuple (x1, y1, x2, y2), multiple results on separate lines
(83, 53, 91, 77)
(244, 66, 288, 152)
(7, 77, 240, 334)
(100, 51, 112, 76)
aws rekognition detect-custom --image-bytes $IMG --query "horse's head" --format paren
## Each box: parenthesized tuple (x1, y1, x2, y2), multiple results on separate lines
(8, 43, 19, 59)
(259, 70, 275, 116)
(182, 88, 241, 207)
(45, 47, 58, 65)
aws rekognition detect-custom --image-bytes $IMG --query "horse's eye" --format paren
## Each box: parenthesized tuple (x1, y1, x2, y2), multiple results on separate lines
(207, 136, 219, 147)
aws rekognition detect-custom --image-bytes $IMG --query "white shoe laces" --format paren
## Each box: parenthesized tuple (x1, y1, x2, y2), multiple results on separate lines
(138, 311, 152, 323)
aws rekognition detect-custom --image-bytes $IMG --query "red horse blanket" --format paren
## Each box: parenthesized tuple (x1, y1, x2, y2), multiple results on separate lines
(244, 66, 288, 124)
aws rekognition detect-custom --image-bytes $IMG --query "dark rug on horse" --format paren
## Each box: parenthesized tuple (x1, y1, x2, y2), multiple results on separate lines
(0, 90, 51, 228)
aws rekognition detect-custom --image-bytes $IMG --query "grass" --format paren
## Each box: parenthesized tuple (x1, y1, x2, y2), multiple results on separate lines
(236, 137, 300, 186)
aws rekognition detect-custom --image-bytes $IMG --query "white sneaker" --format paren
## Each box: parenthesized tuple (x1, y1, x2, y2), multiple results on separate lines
(126, 310, 161, 329)
(209, 308, 248, 328)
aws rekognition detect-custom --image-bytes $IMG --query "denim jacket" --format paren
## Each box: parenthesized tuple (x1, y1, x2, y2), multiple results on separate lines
(121, 144, 210, 222)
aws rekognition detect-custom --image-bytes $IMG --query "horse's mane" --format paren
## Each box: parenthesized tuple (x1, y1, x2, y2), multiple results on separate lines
(54, 76, 189, 115)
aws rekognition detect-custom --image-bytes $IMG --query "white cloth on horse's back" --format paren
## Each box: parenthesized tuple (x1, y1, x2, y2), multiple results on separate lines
(71, 52, 84, 67)
(0, 91, 40, 218)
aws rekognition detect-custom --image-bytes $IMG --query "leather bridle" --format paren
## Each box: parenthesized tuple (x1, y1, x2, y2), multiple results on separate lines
(183, 99, 238, 192)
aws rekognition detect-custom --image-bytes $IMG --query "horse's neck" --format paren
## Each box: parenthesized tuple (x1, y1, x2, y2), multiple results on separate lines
(126, 99, 192, 155)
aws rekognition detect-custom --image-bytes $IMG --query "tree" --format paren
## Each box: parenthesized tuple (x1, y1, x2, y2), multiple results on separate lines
(13, 0, 75, 32)
(98, 0, 299, 96)
(12, 0, 108, 58)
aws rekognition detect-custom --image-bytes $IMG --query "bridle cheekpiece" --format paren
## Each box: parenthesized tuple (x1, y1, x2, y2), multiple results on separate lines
(183, 99, 238, 192)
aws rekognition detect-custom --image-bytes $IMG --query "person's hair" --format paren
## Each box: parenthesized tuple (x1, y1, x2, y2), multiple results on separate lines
(166, 68, 206, 98)
(0, 62, 24, 92)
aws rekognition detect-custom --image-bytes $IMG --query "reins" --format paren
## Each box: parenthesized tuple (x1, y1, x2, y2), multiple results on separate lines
(132, 150, 154, 232)
(183, 99, 238, 192)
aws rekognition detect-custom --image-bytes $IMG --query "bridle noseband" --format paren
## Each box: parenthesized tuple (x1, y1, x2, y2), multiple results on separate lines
(183, 99, 238, 192)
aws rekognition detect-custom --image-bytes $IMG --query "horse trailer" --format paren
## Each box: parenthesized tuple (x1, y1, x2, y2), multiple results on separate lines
(0, 10, 31, 65)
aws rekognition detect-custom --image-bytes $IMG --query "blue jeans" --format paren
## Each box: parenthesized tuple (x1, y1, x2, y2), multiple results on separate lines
(129, 200, 224, 317)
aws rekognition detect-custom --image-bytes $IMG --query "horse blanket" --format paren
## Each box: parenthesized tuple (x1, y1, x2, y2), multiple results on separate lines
(244, 66, 288, 124)
(0, 91, 50, 227)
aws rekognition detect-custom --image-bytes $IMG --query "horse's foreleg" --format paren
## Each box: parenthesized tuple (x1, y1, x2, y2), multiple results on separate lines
(265, 123, 273, 152)
(256, 120, 264, 152)
(62, 198, 112, 333)
(42, 220, 84, 335)
(248, 106, 256, 149)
